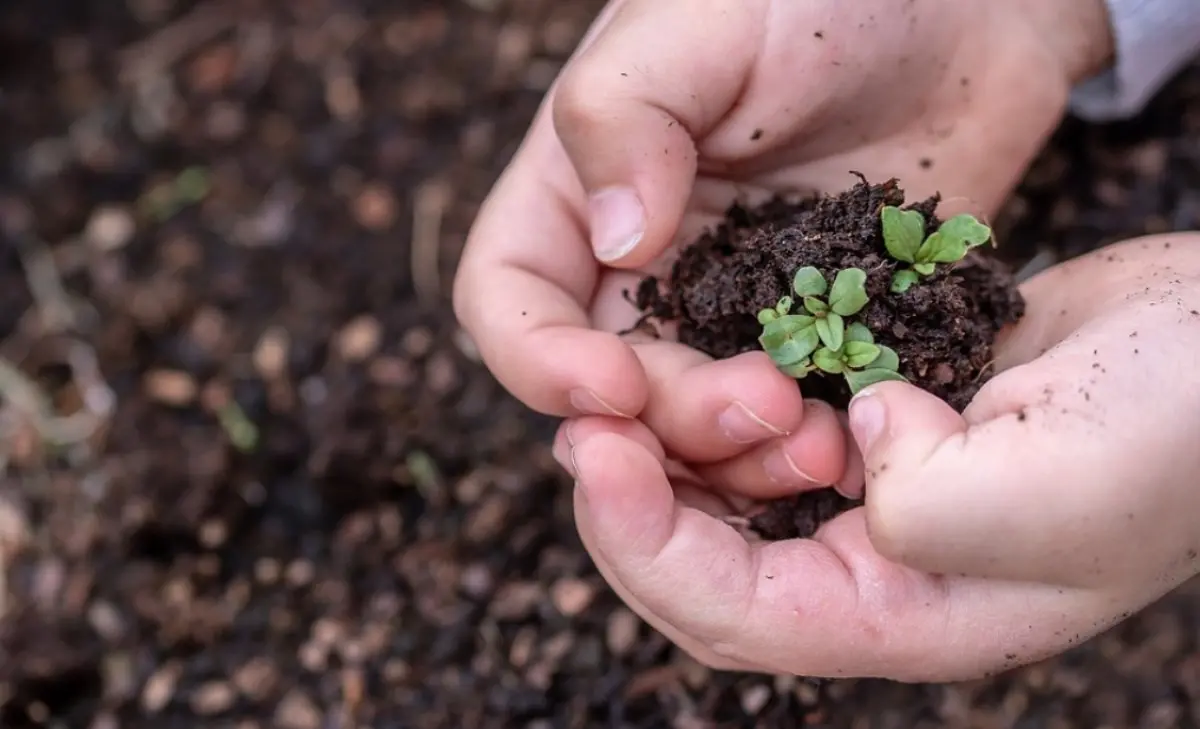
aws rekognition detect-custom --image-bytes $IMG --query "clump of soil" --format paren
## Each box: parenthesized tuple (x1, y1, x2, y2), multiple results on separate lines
(635, 175, 1025, 540)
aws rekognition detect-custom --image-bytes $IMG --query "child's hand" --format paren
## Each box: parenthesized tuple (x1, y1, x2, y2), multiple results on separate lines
(553, 235, 1200, 681)
(453, 0, 1112, 426)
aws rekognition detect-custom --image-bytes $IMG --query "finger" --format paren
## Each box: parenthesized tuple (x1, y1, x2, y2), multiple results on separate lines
(551, 0, 761, 266)
(850, 259, 1200, 587)
(696, 398, 846, 498)
(453, 100, 649, 418)
(632, 345, 807, 462)
(552, 416, 747, 519)
(569, 428, 1126, 680)
(834, 410, 866, 499)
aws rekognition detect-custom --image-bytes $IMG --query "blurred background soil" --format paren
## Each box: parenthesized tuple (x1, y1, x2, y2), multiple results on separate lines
(0, 1, 1199, 727)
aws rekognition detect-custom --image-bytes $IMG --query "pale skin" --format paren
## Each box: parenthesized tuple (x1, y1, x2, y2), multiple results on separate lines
(454, 0, 1200, 680)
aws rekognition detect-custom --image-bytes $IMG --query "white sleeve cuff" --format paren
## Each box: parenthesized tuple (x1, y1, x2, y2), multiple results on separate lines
(1069, 0, 1200, 122)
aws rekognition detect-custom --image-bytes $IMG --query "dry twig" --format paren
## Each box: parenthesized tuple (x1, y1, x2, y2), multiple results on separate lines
(411, 180, 453, 307)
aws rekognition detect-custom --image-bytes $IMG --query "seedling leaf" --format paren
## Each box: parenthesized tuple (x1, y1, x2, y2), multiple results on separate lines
(780, 359, 815, 378)
(915, 231, 968, 264)
(759, 314, 814, 349)
(843, 341, 881, 369)
(890, 270, 919, 293)
(938, 214, 992, 248)
(815, 313, 844, 351)
(872, 345, 901, 372)
(880, 206, 925, 263)
(757, 308, 778, 324)
(812, 347, 844, 374)
(792, 266, 828, 297)
(776, 296, 794, 315)
(803, 296, 828, 315)
(828, 268, 869, 316)
(846, 322, 874, 344)
(769, 325, 821, 366)
(913, 262, 936, 275)
(844, 367, 908, 394)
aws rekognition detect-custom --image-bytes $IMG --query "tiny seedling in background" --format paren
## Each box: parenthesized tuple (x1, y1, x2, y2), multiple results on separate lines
(880, 206, 992, 293)
(757, 268, 907, 394)
(217, 401, 259, 453)
(140, 165, 212, 222)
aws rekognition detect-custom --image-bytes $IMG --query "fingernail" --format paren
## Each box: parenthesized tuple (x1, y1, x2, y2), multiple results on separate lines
(848, 389, 885, 454)
(569, 388, 630, 417)
(552, 422, 578, 476)
(719, 401, 787, 443)
(763, 448, 820, 487)
(588, 187, 645, 262)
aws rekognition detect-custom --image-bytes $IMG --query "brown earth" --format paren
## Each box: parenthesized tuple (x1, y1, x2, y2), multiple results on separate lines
(1, 2, 1199, 728)
(634, 177, 1025, 541)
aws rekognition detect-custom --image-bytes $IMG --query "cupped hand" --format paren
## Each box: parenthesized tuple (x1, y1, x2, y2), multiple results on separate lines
(453, 0, 1110, 446)
(554, 234, 1200, 682)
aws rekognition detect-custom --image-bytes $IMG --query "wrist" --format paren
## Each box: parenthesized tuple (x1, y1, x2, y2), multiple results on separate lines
(1015, 0, 1117, 84)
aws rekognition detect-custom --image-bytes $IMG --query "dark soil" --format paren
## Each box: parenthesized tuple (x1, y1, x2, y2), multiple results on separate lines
(635, 176, 1024, 539)
(1, 2, 1200, 728)
(636, 177, 1024, 412)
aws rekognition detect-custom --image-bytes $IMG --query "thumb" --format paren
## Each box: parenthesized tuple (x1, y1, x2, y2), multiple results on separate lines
(846, 372, 1150, 588)
(550, 0, 761, 267)
(846, 382, 973, 569)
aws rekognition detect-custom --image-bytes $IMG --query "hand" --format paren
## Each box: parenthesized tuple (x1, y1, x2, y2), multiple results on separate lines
(453, 0, 1114, 437)
(554, 234, 1200, 681)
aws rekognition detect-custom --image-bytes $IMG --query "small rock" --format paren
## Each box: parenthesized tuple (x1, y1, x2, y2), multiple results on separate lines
(101, 653, 137, 701)
(89, 713, 119, 729)
(144, 369, 198, 406)
(551, 577, 595, 617)
(606, 608, 640, 656)
(141, 663, 180, 713)
(206, 101, 246, 141)
(336, 316, 382, 362)
(232, 657, 278, 700)
(190, 681, 236, 715)
(84, 206, 135, 252)
(490, 581, 542, 620)
(353, 183, 397, 230)
(459, 563, 494, 599)
(0, 497, 30, 556)
(199, 519, 228, 548)
(253, 327, 290, 379)
(274, 689, 321, 729)
(86, 600, 125, 641)
(740, 684, 772, 715)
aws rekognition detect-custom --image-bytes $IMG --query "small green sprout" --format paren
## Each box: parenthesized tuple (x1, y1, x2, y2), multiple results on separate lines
(758, 266, 870, 360)
(217, 401, 258, 453)
(880, 206, 992, 293)
(757, 268, 907, 394)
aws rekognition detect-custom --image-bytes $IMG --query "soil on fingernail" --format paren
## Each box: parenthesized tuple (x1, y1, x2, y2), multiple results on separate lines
(634, 175, 1025, 540)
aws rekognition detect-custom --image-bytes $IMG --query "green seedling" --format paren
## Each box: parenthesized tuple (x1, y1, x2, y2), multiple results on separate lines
(758, 266, 869, 357)
(758, 268, 908, 394)
(880, 206, 992, 293)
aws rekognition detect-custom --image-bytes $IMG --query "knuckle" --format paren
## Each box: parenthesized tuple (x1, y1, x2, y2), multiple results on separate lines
(863, 483, 917, 564)
(551, 64, 614, 138)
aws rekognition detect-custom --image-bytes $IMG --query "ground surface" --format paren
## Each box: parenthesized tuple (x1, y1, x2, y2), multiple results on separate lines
(0, 2, 1199, 728)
